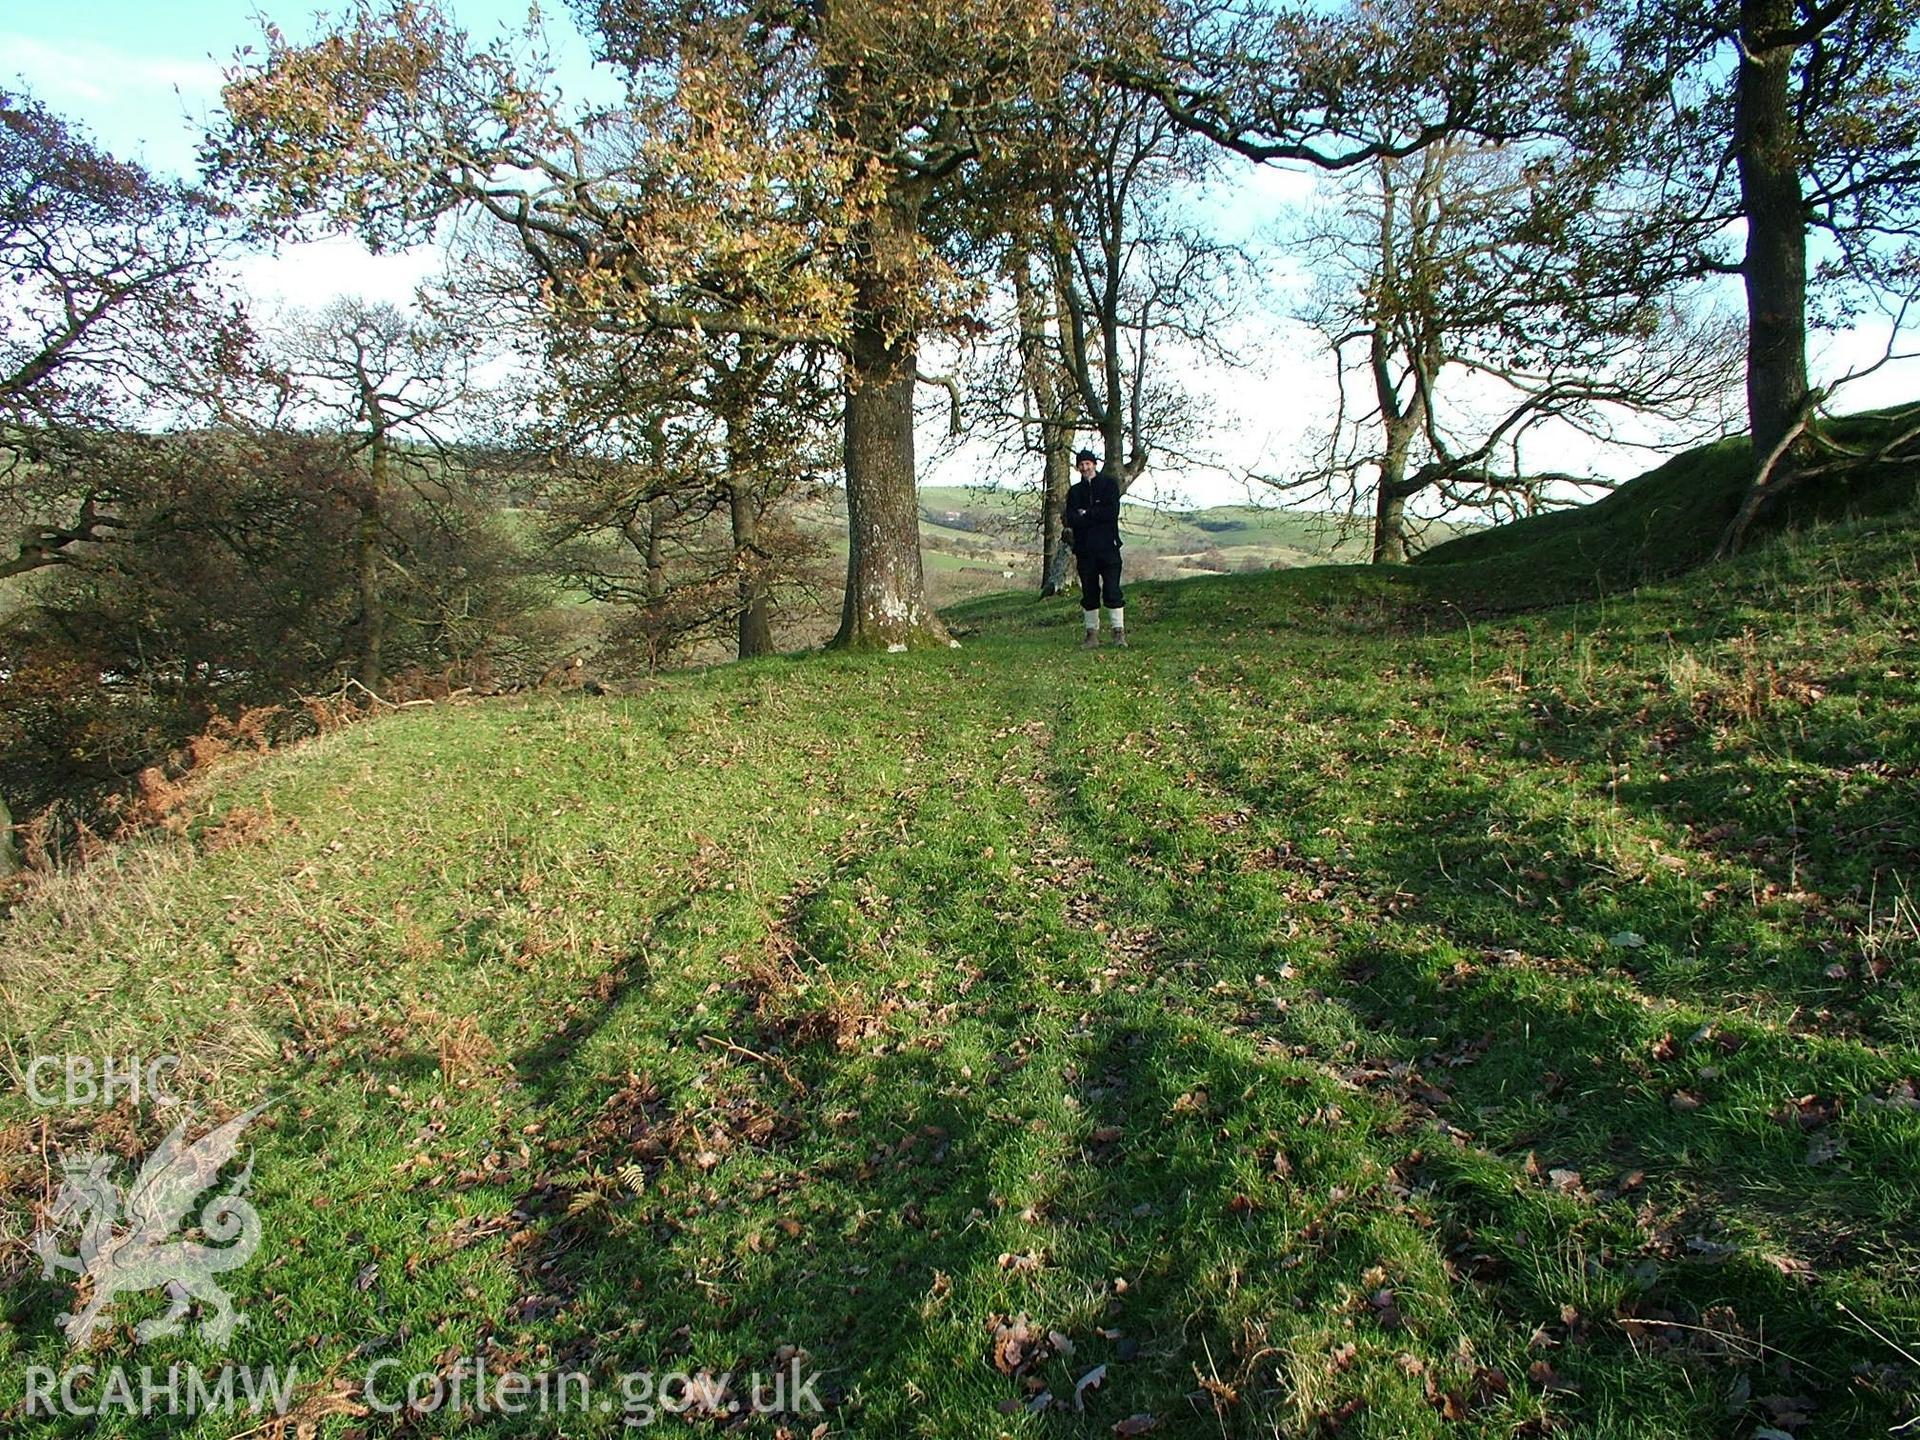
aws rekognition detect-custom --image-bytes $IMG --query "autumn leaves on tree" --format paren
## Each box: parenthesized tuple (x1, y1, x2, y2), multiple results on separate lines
(215, 0, 1086, 646)
(208, 0, 1920, 620)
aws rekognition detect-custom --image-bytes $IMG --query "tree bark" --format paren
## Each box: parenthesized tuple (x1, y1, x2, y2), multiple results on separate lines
(619, 499, 668, 599)
(1373, 483, 1410, 564)
(1041, 435, 1074, 594)
(727, 469, 775, 659)
(833, 195, 949, 649)
(1373, 400, 1422, 564)
(354, 437, 387, 692)
(1369, 296, 1427, 565)
(1735, 0, 1811, 465)
(0, 793, 18, 877)
(1012, 240, 1078, 596)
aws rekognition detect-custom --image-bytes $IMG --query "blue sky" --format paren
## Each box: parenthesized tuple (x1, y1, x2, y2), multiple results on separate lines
(2, 2, 613, 181)
(9, 5, 1913, 507)
(1, 2, 1303, 504)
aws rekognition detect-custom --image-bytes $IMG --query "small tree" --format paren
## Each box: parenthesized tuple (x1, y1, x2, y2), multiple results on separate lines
(1288, 138, 1741, 561)
(966, 84, 1241, 592)
(518, 320, 834, 663)
(1, 86, 253, 578)
(273, 296, 475, 690)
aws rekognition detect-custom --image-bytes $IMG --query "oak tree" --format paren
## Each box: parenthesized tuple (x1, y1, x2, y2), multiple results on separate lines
(214, 0, 1110, 647)
(1290, 138, 1740, 562)
(2, 86, 252, 579)
(273, 296, 476, 689)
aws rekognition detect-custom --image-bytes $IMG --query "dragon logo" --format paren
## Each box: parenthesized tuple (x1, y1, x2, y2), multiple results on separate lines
(31, 1103, 269, 1349)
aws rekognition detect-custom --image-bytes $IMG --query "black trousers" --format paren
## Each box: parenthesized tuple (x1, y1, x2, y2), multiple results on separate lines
(1076, 550, 1123, 611)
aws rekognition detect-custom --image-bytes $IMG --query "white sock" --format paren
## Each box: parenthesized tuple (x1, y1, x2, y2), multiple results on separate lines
(1108, 606, 1125, 630)
(1083, 610, 1099, 631)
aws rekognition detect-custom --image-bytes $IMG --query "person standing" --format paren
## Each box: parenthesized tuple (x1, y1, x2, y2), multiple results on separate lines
(1064, 448, 1126, 649)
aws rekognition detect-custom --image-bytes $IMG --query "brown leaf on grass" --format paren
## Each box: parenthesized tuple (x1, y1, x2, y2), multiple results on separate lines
(1170, 1088, 1209, 1114)
(989, 1313, 1071, 1380)
(1528, 1359, 1578, 1393)
(1226, 1193, 1255, 1215)
(990, 1313, 1036, 1376)
(1772, 1094, 1841, 1130)
(679, 1370, 733, 1416)
(1424, 1374, 1470, 1421)
(1650, 1033, 1678, 1061)
(998, 1250, 1045, 1273)
(1112, 1414, 1159, 1436)
(1331, 1342, 1358, 1372)
(1074, 1364, 1108, 1412)
(1669, 1089, 1704, 1112)
(1091, 1125, 1124, 1145)
(1369, 1289, 1403, 1328)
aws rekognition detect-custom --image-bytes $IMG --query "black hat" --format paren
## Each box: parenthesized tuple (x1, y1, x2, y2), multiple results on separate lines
(1075, 449, 1098, 464)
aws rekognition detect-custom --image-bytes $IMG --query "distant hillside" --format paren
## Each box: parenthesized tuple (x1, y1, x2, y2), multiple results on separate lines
(792, 485, 1466, 607)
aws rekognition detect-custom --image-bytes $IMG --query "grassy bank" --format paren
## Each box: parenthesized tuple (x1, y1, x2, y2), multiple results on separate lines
(1, 470, 1917, 1436)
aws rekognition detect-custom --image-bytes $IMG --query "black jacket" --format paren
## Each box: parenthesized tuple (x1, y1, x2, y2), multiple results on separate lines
(1065, 472, 1122, 556)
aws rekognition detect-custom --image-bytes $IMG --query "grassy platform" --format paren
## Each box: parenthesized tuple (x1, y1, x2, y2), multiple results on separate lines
(2, 438, 1917, 1437)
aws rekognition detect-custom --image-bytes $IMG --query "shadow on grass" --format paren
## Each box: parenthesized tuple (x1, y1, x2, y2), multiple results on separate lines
(1035, 675, 1920, 1438)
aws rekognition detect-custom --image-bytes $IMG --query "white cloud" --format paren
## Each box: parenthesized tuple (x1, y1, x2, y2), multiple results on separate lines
(2, 31, 228, 177)
(2, 31, 226, 101)
(229, 239, 446, 320)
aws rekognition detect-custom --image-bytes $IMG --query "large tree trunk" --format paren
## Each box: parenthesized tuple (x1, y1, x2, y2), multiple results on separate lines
(0, 793, 18, 877)
(1373, 404, 1422, 563)
(1373, 483, 1410, 564)
(833, 196, 948, 649)
(727, 471, 774, 659)
(1040, 428, 1074, 595)
(1368, 297, 1427, 564)
(354, 440, 387, 692)
(1735, 0, 1811, 465)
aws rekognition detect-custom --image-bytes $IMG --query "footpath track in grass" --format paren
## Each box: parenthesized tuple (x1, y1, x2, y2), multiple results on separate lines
(2, 513, 1918, 1437)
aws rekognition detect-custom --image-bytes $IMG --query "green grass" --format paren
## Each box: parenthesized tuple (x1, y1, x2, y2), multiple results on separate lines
(1418, 406, 1920, 606)
(2, 442, 1919, 1437)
